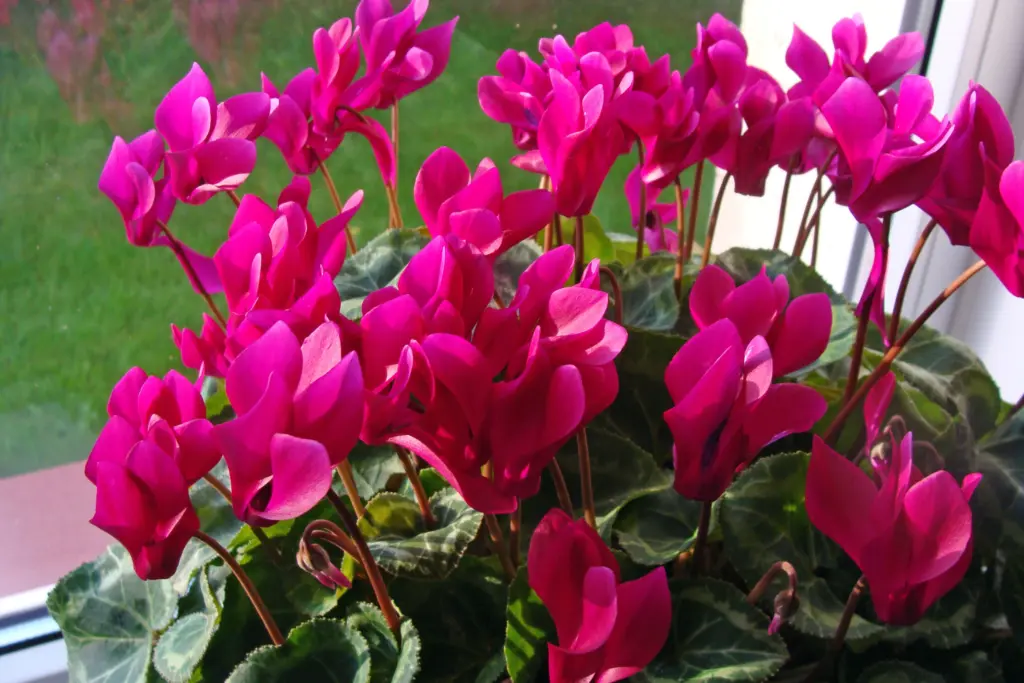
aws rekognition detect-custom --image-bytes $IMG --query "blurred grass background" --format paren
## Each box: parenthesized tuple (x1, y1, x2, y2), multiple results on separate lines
(0, 0, 739, 476)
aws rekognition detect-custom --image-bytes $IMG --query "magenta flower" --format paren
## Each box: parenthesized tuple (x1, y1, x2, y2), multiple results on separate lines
(641, 72, 701, 190)
(413, 146, 554, 258)
(969, 160, 1024, 297)
(625, 165, 682, 253)
(154, 63, 270, 204)
(665, 320, 826, 501)
(918, 83, 1016, 246)
(85, 367, 219, 487)
(689, 265, 832, 377)
(98, 131, 222, 295)
(864, 371, 897, 450)
(262, 69, 342, 175)
(528, 509, 671, 683)
(856, 217, 891, 344)
(477, 49, 552, 155)
(216, 321, 364, 526)
(353, 0, 458, 109)
(806, 435, 980, 624)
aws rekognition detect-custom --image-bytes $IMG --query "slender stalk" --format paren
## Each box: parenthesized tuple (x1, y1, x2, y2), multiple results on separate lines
(304, 519, 360, 559)
(335, 462, 367, 520)
(396, 447, 435, 529)
(194, 530, 284, 646)
(599, 265, 624, 325)
(548, 460, 574, 515)
(541, 176, 554, 252)
(802, 576, 867, 683)
(635, 140, 647, 261)
(889, 219, 938, 342)
(201, 473, 277, 556)
(573, 215, 585, 284)
(746, 561, 798, 605)
(156, 220, 227, 327)
(225, 190, 241, 208)
(391, 102, 399, 194)
(691, 500, 712, 575)
(554, 212, 564, 247)
(792, 185, 835, 259)
(484, 514, 516, 581)
(810, 207, 823, 269)
(792, 149, 836, 256)
(385, 184, 405, 229)
(509, 505, 522, 568)
(673, 176, 688, 299)
(773, 161, 796, 250)
(325, 489, 401, 635)
(699, 173, 732, 268)
(824, 260, 988, 444)
(576, 428, 597, 530)
(318, 159, 358, 255)
(683, 160, 705, 262)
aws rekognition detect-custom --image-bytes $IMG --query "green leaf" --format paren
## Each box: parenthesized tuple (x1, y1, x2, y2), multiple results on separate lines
(950, 651, 1006, 683)
(504, 567, 556, 683)
(225, 618, 372, 683)
(579, 213, 615, 263)
(335, 229, 430, 319)
(720, 452, 884, 641)
(474, 652, 509, 683)
(637, 579, 788, 682)
(714, 247, 856, 375)
(154, 567, 224, 683)
(172, 461, 244, 594)
(344, 604, 421, 683)
(349, 443, 406, 499)
(398, 467, 450, 500)
(47, 545, 178, 683)
(360, 489, 484, 579)
(855, 661, 944, 683)
(200, 376, 232, 423)
(602, 253, 688, 331)
(494, 240, 542, 305)
(976, 411, 1024, 530)
(613, 487, 702, 565)
(607, 231, 639, 264)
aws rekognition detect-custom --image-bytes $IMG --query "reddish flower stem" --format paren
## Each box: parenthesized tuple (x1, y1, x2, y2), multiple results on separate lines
(554, 212, 565, 247)
(634, 140, 647, 261)
(335, 462, 367, 520)
(746, 560, 798, 605)
(226, 190, 241, 208)
(673, 176, 688, 300)
(386, 183, 405, 229)
(155, 219, 227, 328)
(326, 489, 401, 636)
(484, 513, 516, 581)
(391, 102, 399, 197)
(792, 185, 835, 260)
(304, 519, 360, 559)
(691, 500, 713, 575)
(599, 266, 624, 325)
(824, 260, 988, 445)
(802, 576, 866, 683)
(889, 219, 938, 342)
(792, 149, 837, 257)
(508, 504, 522, 568)
(396, 447, 435, 529)
(548, 460, 574, 515)
(700, 173, 732, 268)
(194, 530, 284, 646)
(682, 161, 705, 263)
(773, 161, 796, 250)
(576, 427, 597, 530)
(541, 175, 554, 252)
(573, 215, 585, 283)
(318, 158, 358, 254)
(810, 207, 824, 269)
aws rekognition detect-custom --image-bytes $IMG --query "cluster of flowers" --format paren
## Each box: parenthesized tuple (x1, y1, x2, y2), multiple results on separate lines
(86, 3, 1007, 680)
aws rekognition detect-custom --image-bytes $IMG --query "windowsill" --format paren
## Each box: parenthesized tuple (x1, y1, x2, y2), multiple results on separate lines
(0, 462, 109, 598)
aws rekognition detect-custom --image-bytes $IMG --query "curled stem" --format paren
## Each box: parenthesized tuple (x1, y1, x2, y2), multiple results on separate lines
(746, 561, 799, 605)
(746, 561, 800, 634)
(683, 160, 705, 263)
(824, 260, 988, 444)
(325, 489, 401, 636)
(773, 161, 796, 250)
(700, 173, 732, 268)
(635, 140, 647, 261)
(691, 500, 713, 576)
(889, 219, 938, 341)
(484, 513, 516, 581)
(396, 447, 435, 529)
(318, 158, 358, 255)
(573, 215, 585, 283)
(576, 428, 597, 530)
(599, 265, 624, 325)
(548, 460, 574, 516)
(673, 176, 687, 299)
(156, 219, 227, 327)
(336, 461, 367, 520)
(194, 530, 284, 646)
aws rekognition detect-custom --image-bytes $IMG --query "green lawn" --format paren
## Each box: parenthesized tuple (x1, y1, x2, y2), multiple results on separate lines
(0, 0, 738, 476)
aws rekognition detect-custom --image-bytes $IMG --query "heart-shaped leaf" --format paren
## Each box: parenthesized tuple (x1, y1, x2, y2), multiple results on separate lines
(344, 603, 421, 683)
(613, 487, 702, 566)
(360, 489, 484, 579)
(172, 461, 244, 594)
(335, 229, 430, 319)
(349, 443, 406, 499)
(636, 579, 788, 682)
(601, 253, 689, 332)
(154, 566, 225, 683)
(225, 618, 372, 683)
(504, 567, 556, 683)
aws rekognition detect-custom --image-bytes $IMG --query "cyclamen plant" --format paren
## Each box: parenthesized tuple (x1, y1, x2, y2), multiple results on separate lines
(47, 3, 1024, 683)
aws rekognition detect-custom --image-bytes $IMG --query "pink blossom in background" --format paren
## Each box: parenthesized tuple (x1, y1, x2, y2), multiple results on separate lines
(529, 509, 671, 683)
(806, 435, 980, 624)
(625, 165, 683, 253)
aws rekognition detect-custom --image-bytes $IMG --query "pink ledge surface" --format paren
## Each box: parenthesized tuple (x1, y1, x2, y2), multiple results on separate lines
(0, 461, 109, 597)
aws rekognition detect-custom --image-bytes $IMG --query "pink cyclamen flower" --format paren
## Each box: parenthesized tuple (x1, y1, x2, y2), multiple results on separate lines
(353, 0, 459, 109)
(262, 69, 341, 175)
(969, 160, 1024, 297)
(689, 265, 832, 377)
(806, 435, 980, 624)
(413, 146, 554, 258)
(215, 321, 364, 526)
(665, 320, 826, 501)
(864, 370, 897, 451)
(85, 367, 219, 580)
(919, 83, 1016, 246)
(477, 49, 552, 154)
(641, 71, 701, 191)
(154, 63, 270, 203)
(529, 509, 671, 683)
(98, 131, 223, 295)
(625, 165, 682, 253)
